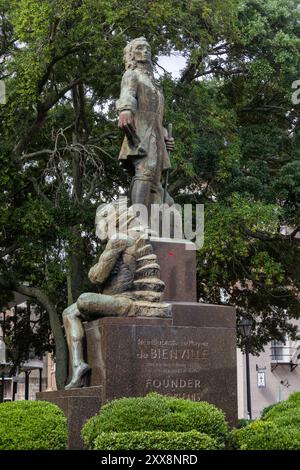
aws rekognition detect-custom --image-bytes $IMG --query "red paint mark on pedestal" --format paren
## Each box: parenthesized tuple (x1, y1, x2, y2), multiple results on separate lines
(168, 251, 174, 256)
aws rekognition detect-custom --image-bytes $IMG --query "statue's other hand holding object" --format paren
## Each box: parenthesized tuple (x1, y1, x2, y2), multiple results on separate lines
(164, 136, 174, 152)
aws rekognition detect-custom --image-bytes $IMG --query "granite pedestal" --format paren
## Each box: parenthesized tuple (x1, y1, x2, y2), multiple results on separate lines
(37, 239, 237, 449)
(37, 386, 102, 450)
(85, 304, 237, 425)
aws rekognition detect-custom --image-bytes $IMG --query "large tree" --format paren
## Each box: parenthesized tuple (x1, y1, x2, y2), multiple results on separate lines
(0, 0, 238, 387)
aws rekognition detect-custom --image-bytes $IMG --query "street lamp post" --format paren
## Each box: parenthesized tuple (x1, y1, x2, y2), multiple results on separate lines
(239, 317, 253, 420)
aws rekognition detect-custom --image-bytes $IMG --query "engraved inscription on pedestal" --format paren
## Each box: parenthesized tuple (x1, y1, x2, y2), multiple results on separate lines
(145, 378, 202, 401)
(135, 332, 211, 401)
(137, 338, 209, 361)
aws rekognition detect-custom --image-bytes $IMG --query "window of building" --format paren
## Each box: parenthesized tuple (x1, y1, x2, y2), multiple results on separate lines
(271, 337, 290, 363)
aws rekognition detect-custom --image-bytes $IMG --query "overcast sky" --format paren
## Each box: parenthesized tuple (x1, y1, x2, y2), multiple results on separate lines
(157, 53, 187, 79)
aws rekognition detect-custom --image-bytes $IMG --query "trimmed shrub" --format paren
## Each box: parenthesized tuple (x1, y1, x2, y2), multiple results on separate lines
(82, 392, 228, 450)
(231, 421, 300, 450)
(262, 393, 300, 421)
(231, 393, 300, 450)
(93, 430, 219, 450)
(260, 403, 277, 419)
(284, 391, 300, 404)
(0, 400, 67, 450)
(236, 418, 253, 429)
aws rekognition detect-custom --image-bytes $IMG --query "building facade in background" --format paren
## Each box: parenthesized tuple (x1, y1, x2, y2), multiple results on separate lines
(0, 293, 55, 401)
(238, 318, 300, 419)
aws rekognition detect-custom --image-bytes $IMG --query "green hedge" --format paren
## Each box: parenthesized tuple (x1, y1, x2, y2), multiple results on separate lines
(82, 392, 228, 450)
(231, 421, 300, 450)
(231, 392, 300, 450)
(260, 403, 277, 419)
(236, 418, 253, 429)
(93, 430, 218, 450)
(262, 392, 300, 421)
(0, 400, 67, 450)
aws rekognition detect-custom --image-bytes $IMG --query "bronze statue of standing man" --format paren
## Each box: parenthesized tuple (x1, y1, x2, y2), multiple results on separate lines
(117, 37, 175, 211)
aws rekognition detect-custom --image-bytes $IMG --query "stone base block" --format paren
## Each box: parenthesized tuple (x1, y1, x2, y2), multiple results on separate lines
(37, 386, 103, 449)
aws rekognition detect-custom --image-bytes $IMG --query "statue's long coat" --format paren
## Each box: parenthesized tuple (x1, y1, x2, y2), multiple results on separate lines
(116, 68, 171, 178)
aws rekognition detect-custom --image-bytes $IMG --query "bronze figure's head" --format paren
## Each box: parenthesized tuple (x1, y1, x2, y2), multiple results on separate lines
(124, 37, 152, 70)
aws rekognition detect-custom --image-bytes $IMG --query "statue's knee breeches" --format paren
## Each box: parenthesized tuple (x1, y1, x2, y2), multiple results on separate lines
(133, 157, 157, 182)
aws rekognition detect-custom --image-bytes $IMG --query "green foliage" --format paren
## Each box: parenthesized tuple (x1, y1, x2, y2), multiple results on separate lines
(93, 430, 218, 451)
(273, 162, 300, 222)
(231, 421, 300, 450)
(262, 392, 300, 421)
(191, 0, 300, 352)
(82, 393, 229, 450)
(0, 400, 67, 450)
(231, 393, 300, 450)
(260, 403, 277, 419)
(236, 418, 254, 429)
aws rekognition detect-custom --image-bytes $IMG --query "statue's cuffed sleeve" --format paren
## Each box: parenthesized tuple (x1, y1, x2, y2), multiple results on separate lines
(116, 69, 138, 114)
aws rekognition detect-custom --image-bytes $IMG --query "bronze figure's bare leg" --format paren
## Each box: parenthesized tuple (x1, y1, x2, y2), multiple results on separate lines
(63, 293, 132, 389)
(77, 292, 132, 318)
(63, 303, 90, 390)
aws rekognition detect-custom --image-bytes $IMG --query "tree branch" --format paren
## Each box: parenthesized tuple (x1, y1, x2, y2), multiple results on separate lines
(288, 226, 300, 238)
(240, 105, 287, 113)
(28, 176, 51, 203)
(14, 79, 81, 156)
(0, 244, 17, 258)
(37, 42, 90, 94)
(43, 79, 82, 111)
(21, 149, 54, 161)
(240, 224, 300, 245)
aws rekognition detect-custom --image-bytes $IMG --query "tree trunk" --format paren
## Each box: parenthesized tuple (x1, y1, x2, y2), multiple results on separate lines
(70, 226, 84, 301)
(67, 270, 73, 306)
(69, 83, 89, 302)
(14, 284, 68, 389)
(70, 129, 84, 301)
